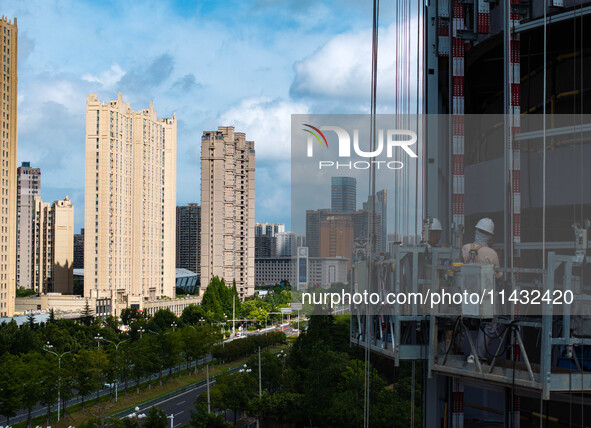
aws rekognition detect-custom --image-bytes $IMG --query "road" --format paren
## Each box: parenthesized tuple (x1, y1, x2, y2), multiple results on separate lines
(125, 380, 216, 427)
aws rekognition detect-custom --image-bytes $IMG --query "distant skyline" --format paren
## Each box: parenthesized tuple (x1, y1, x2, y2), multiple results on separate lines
(3, 0, 410, 231)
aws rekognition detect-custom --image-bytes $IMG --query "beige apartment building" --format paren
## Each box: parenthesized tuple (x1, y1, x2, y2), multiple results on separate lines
(85, 93, 176, 314)
(31, 196, 74, 294)
(0, 17, 17, 317)
(201, 126, 255, 299)
(16, 162, 40, 290)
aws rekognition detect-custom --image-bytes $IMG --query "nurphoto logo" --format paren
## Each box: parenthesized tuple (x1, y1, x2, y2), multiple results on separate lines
(303, 124, 418, 170)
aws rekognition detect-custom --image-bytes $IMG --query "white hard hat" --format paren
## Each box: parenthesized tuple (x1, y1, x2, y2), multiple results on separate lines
(430, 218, 443, 231)
(475, 217, 494, 235)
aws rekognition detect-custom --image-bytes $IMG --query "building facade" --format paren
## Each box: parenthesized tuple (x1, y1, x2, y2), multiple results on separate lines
(176, 203, 200, 274)
(352, 209, 382, 260)
(254, 255, 347, 289)
(276, 231, 297, 257)
(362, 189, 387, 253)
(331, 176, 356, 214)
(30, 197, 74, 294)
(306, 209, 354, 264)
(51, 198, 74, 294)
(254, 257, 295, 287)
(16, 162, 40, 290)
(1, 17, 17, 317)
(201, 126, 255, 299)
(73, 228, 84, 269)
(255, 223, 285, 237)
(84, 93, 176, 313)
(255, 235, 276, 258)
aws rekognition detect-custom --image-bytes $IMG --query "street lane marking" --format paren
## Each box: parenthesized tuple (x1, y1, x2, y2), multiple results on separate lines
(176, 401, 186, 406)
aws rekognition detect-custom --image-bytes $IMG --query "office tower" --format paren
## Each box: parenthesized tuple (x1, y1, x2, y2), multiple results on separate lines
(201, 126, 255, 299)
(305, 209, 353, 271)
(352, 209, 382, 260)
(363, 189, 387, 253)
(255, 223, 285, 237)
(331, 176, 356, 213)
(73, 228, 84, 269)
(30, 196, 73, 293)
(85, 93, 176, 313)
(16, 162, 40, 289)
(176, 203, 200, 274)
(276, 231, 297, 257)
(1, 17, 17, 317)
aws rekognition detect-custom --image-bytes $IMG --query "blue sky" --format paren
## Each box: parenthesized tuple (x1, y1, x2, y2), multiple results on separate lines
(1, 0, 408, 232)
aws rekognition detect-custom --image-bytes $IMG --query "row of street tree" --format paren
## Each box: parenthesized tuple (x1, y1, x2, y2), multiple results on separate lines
(0, 288, 286, 427)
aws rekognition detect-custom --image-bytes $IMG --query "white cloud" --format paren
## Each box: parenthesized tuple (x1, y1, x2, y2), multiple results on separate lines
(82, 63, 125, 89)
(290, 22, 419, 105)
(218, 97, 309, 161)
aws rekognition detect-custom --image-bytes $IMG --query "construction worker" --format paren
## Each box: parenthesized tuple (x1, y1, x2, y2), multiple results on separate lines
(462, 217, 503, 363)
(461, 217, 501, 278)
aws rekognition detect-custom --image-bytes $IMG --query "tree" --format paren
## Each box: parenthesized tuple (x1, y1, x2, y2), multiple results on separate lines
(181, 304, 204, 325)
(0, 354, 22, 425)
(147, 309, 181, 333)
(39, 356, 59, 424)
(82, 300, 94, 326)
(144, 406, 167, 428)
(208, 372, 257, 425)
(120, 308, 144, 326)
(48, 308, 56, 324)
(189, 402, 232, 428)
(19, 353, 44, 427)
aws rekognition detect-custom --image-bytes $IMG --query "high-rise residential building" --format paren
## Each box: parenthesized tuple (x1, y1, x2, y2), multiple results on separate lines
(363, 189, 387, 253)
(32, 196, 51, 294)
(16, 162, 40, 289)
(201, 126, 255, 299)
(51, 198, 74, 294)
(31, 197, 74, 294)
(176, 203, 200, 274)
(255, 223, 285, 237)
(73, 228, 84, 269)
(1, 17, 17, 317)
(85, 93, 176, 314)
(331, 176, 356, 214)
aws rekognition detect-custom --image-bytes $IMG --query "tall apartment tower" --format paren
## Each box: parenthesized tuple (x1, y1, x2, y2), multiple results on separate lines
(85, 93, 176, 313)
(31, 197, 74, 294)
(16, 162, 40, 290)
(52, 198, 74, 294)
(201, 126, 255, 299)
(1, 17, 17, 317)
(176, 204, 200, 274)
(331, 176, 356, 213)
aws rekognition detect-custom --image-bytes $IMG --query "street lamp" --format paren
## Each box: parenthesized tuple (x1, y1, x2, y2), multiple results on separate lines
(94, 335, 103, 349)
(100, 338, 131, 401)
(137, 327, 145, 338)
(42, 342, 73, 422)
(171, 322, 177, 332)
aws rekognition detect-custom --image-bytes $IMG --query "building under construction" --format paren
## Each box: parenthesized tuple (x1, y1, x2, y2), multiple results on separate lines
(352, 0, 591, 426)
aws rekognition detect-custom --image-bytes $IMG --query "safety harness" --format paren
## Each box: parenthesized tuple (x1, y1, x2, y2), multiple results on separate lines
(465, 244, 484, 264)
